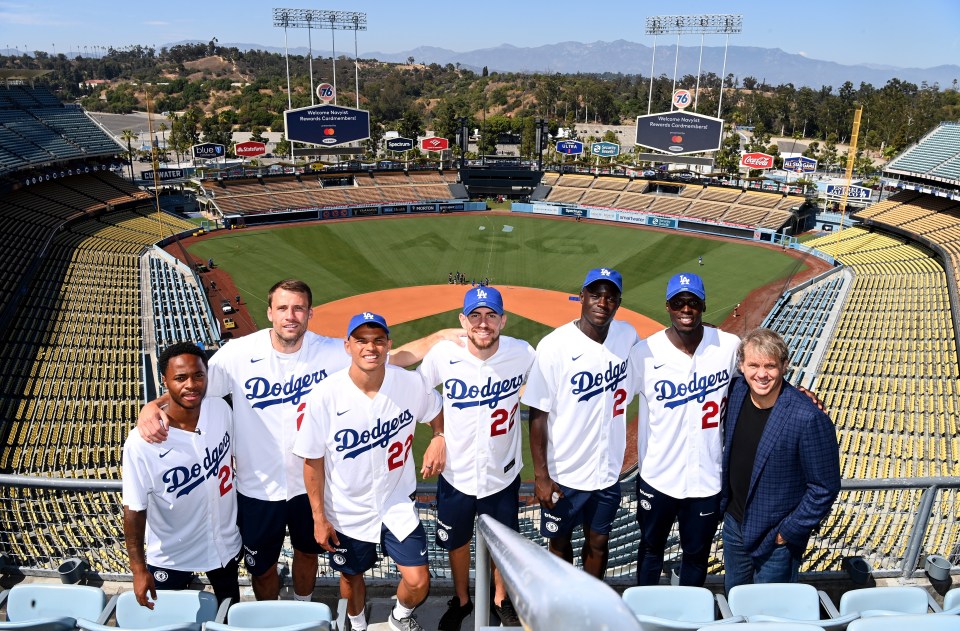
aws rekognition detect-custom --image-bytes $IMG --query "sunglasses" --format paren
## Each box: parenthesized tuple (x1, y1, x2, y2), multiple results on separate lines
(668, 296, 704, 310)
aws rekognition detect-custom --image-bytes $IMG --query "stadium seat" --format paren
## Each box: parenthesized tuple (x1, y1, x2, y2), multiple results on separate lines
(76, 590, 218, 631)
(720, 583, 858, 630)
(713, 624, 826, 630)
(621, 585, 743, 628)
(833, 586, 935, 617)
(941, 588, 960, 614)
(847, 614, 960, 630)
(0, 583, 111, 630)
(205, 600, 335, 631)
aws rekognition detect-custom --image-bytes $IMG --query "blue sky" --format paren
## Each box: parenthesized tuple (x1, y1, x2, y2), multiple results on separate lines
(2, 0, 958, 70)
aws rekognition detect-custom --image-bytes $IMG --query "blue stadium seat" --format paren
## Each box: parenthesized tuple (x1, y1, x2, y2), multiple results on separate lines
(0, 583, 111, 630)
(76, 590, 218, 631)
(943, 588, 960, 614)
(836, 586, 935, 617)
(721, 583, 858, 631)
(206, 600, 334, 631)
(622, 585, 743, 629)
(847, 614, 960, 630)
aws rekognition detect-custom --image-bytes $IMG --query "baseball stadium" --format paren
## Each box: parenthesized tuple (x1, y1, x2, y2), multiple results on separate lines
(1, 10, 960, 631)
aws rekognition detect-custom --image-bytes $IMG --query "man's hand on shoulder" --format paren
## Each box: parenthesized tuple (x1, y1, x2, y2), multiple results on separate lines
(136, 398, 170, 444)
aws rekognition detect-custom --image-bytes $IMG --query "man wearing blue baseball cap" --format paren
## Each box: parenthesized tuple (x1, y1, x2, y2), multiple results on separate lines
(629, 272, 740, 587)
(296, 311, 445, 631)
(418, 286, 535, 629)
(522, 268, 639, 579)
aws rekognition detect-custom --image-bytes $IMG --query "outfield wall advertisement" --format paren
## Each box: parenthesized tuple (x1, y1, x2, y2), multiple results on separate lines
(588, 208, 618, 222)
(532, 203, 561, 216)
(615, 209, 648, 225)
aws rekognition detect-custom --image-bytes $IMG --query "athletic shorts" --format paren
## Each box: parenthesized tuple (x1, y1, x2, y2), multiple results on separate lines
(540, 481, 621, 538)
(435, 474, 521, 550)
(148, 549, 241, 604)
(328, 522, 429, 576)
(237, 492, 322, 576)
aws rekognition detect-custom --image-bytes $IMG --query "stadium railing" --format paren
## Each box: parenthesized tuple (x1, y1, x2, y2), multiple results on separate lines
(473, 514, 642, 630)
(0, 475, 956, 586)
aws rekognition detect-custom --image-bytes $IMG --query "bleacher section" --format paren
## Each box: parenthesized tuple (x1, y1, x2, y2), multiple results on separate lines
(0, 175, 195, 573)
(543, 175, 800, 228)
(149, 254, 217, 350)
(886, 122, 960, 183)
(855, 192, 960, 301)
(206, 171, 463, 217)
(0, 86, 120, 173)
(802, 227, 960, 572)
(763, 274, 849, 385)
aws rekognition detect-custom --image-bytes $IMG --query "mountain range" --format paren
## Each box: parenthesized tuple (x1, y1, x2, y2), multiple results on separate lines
(21, 40, 960, 90)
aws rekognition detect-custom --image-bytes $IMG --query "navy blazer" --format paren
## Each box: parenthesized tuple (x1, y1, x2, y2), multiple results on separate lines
(720, 377, 841, 558)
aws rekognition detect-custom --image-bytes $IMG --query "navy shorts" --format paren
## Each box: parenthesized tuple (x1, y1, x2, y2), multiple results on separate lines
(237, 493, 323, 577)
(540, 481, 621, 538)
(435, 475, 520, 550)
(329, 522, 429, 576)
(148, 549, 241, 604)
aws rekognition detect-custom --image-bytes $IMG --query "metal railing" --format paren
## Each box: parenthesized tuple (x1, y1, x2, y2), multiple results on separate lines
(1, 475, 957, 587)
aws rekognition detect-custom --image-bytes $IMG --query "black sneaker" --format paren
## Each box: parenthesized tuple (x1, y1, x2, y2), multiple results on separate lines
(389, 612, 425, 631)
(495, 598, 520, 627)
(438, 597, 474, 631)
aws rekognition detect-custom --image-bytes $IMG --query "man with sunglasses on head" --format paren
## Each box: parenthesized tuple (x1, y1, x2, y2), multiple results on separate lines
(629, 272, 740, 587)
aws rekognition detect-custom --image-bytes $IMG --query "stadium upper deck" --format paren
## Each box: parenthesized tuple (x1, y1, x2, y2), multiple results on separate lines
(0, 85, 121, 175)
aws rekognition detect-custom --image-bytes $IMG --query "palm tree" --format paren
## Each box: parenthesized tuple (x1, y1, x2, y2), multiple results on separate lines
(119, 129, 136, 179)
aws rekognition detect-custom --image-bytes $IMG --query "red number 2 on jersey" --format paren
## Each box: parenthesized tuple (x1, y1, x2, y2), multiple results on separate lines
(387, 435, 414, 471)
(218, 464, 233, 496)
(613, 388, 627, 417)
(490, 403, 519, 437)
(701, 397, 728, 429)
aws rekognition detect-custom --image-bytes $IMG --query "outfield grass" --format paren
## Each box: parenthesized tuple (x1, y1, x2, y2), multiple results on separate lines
(189, 213, 804, 480)
(188, 214, 807, 337)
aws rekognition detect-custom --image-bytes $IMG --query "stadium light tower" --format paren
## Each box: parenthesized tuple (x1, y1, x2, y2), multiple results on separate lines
(273, 8, 367, 108)
(645, 14, 741, 116)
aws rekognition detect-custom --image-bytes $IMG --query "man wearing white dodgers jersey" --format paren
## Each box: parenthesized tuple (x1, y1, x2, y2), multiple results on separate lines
(630, 272, 739, 586)
(296, 312, 445, 631)
(122, 342, 241, 608)
(138, 279, 456, 602)
(419, 286, 535, 630)
(522, 267, 638, 579)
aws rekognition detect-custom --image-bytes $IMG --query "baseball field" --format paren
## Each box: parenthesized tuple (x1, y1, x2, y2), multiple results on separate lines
(183, 212, 812, 480)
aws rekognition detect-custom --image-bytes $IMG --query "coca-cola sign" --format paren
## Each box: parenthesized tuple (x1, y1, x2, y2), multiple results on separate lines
(740, 152, 775, 169)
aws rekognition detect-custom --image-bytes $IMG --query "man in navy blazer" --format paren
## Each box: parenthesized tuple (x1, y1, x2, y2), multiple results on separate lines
(720, 328, 840, 593)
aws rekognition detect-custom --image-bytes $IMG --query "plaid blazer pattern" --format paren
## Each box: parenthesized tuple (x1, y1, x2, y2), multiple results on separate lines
(720, 377, 841, 558)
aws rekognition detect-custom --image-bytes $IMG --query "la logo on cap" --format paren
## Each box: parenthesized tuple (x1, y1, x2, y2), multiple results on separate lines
(363, 312, 375, 320)
(680, 275, 690, 285)
(476, 289, 487, 299)
(601, 268, 611, 276)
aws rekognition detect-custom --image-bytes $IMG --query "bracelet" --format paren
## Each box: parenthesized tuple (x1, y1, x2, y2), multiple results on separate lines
(432, 432, 445, 439)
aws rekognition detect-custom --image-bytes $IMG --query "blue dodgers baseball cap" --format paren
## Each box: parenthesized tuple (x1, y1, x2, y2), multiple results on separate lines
(346, 311, 390, 338)
(582, 267, 623, 293)
(463, 286, 504, 315)
(666, 272, 706, 301)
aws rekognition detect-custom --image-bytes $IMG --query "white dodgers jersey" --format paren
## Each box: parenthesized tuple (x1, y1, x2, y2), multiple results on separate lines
(521, 320, 638, 491)
(293, 366, 442, 542)
(207, 329, 349, 501)
(122, 398, 241, 571)
(419, 337, 535, 498)
(631, 326, 740, 498)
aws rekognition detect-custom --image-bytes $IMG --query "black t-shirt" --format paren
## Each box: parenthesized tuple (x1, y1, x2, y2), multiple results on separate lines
(726, 394, 773, 524)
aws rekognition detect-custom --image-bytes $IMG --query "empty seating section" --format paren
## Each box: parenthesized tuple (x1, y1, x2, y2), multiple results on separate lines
(149, 256, 217, 349)
(207, 172, 462, 216)
(799, 227, 960, 570)
(0, 173, 196, 573)
(763, 275, 847, 384)
(542, 175, 794, 227)
(856, 192, 960, 324)
(0, 86, 118, 173)
(886, 122, 960, 182)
